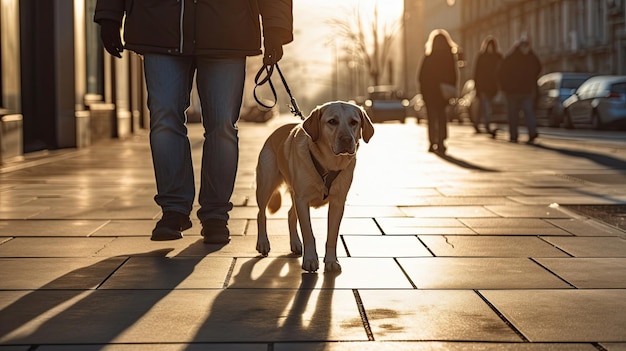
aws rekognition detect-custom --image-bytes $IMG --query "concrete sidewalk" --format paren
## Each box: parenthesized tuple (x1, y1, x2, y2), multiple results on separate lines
(1, 116, 626, 350)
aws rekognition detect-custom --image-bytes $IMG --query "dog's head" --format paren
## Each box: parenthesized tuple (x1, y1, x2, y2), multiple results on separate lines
(302, 101, 374, 155)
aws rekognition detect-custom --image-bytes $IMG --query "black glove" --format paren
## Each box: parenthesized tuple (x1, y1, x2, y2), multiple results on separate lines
(263, 30, 284, 65)
(99, 20, 123, 58)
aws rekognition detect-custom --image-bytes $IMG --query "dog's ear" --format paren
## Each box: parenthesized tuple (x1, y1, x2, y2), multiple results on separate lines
(358, 106, 375, 143)
(302, 105, 322, 141)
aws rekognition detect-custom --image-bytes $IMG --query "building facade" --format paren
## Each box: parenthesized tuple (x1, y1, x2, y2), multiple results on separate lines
(402, 0, 626, 96)
(459, 0, 626, 85)
(0, 0, 147, 165)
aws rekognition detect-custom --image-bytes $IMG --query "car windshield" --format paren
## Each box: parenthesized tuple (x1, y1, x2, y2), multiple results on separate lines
(561, 78, 589, 90)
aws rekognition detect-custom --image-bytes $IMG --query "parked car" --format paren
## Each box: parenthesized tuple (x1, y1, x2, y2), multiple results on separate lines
(455, 79, 507, 128)
(536, 72, 594, 127)
(364, 85, 409, 123)
(562, 75, 626, 129)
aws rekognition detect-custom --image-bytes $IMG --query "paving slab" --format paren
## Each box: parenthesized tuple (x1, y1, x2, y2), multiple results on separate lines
(460, 218, 570, 236)
(246, 218, 382, 236)
(436, 186, 523, 197)
(228, 257, 413, 289)
(0, 219, 108, 237)
(99, 257, 233, 289)
(375, 217, 475, 235)
(0, 237, 115, 257)
(546, 218, 625, 237)
(481, 289, 626, 342)
(0, 206, 49, 220)
(37, 345, 266, 351)
(342, 235, 432, 257)
(29, 205, 161, 220)
(274, 342, 598, 351)
(541, 236, 626, 257)
(484, 205, 571, 218)
(0, 257, 125, 289)
(400, 206, 498, 218)
(0, 289, 368, 344)
(535, 258, 626, 288)
(397, 257, 572, 289)
(358, 290, 521, 341)
(418, 236, 571, 257)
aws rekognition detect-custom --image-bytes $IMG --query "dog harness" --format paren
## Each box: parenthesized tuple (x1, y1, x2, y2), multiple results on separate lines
(310, 150, 340, 200)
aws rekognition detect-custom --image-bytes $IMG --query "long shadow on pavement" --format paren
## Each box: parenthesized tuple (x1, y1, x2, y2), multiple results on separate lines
(532, 143, 626, 172)
(186, 256, 338, 345)
(435, 152, 500, 172)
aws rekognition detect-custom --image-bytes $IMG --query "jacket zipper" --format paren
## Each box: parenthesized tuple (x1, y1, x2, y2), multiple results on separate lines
(179, 0, 184, 53)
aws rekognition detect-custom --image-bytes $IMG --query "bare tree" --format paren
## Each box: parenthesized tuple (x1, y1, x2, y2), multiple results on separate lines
(327, 4, 400, 87)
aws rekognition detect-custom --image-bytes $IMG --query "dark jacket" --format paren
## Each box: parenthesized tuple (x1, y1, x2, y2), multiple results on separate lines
(418, 50, 457, 107)
(474, 51, 503, 98)
(94, 0, 293, 56)
(498, 47, 542, 95)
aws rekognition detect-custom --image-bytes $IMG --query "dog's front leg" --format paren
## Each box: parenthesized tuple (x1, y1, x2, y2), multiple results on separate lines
(287, 203, 302, 255)
(294, 198, 319, 272)
(324, 200, 345, 272)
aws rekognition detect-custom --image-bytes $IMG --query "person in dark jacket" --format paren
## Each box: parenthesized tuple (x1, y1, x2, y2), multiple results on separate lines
(418, 29, 458, 154)
(94, 0, 293, 242)
(498, 36, 542, 143)
(473, 35, 503, 136)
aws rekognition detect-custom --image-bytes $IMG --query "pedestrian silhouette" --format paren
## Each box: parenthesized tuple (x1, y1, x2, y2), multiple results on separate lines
(418, 29, 459, 154)
(498, 35, 542, 144)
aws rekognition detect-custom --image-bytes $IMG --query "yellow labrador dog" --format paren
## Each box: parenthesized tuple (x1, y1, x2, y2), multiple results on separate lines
(255, 101, 374, 272)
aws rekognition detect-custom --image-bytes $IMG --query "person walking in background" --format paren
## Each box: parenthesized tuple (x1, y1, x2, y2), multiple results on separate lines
(418, 29, 458, 154)
(473, 35, 503, 137)
(498, 35, 542, 144)
(94, 1, 293, 242)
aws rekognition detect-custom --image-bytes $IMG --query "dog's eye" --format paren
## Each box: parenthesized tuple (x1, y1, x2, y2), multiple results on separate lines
(350, 120, 359, 126)
(328, 119, 338, 125)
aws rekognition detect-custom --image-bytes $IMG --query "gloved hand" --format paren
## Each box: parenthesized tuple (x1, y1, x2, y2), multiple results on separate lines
(99, 20, 123, 58)
(263, 30, 284, 65)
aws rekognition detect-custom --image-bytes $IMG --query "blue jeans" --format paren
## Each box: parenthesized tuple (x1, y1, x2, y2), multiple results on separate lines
(505, 93, 537, 141)
(143, 54, 246, 222)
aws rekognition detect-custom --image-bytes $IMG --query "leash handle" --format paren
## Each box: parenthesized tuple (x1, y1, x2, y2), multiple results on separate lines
(253, 65, 277, 110)
(254, 63, 303, 120)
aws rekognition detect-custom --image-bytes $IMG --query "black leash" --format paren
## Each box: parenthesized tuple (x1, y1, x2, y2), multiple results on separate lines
(254, 63, 304, 120)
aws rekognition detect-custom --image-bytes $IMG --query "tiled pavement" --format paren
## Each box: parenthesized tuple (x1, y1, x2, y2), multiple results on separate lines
(1, 116, 626, 350)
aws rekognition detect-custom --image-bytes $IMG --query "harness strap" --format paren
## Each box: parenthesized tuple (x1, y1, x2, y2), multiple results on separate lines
(310, 150, 340, 200)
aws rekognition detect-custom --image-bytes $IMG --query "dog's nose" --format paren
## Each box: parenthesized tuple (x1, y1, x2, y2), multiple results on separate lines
(337, 135, 355, 154)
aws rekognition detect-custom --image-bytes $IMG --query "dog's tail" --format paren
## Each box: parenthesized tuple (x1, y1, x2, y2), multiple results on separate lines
(267, 190, 282, 214)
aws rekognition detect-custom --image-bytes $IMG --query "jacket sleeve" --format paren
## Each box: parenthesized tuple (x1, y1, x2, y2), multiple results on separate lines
(258, 0, 294, 45)
(94, 0, 125, 24)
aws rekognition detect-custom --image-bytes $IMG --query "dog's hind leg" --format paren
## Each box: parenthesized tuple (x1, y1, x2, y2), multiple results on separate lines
(256, 149, 282, 256)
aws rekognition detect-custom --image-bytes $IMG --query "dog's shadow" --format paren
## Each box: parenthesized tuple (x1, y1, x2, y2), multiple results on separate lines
(187, 255, 339, 344)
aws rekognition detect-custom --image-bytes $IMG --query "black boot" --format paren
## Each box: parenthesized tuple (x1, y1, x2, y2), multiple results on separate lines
(151, 211, 192, 241)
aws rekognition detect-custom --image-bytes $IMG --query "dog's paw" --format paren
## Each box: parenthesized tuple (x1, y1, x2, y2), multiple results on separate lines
(256, 239, 271, 257)
(290, 240, 303, 256)
(302, 257, 319, 272)
(324, 260, 342, 272)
